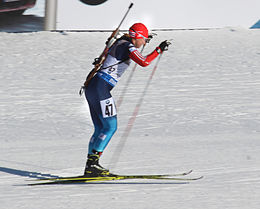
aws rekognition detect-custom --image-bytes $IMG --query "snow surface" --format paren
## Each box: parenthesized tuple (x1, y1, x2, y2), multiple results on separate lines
(0, 28, 260, 209)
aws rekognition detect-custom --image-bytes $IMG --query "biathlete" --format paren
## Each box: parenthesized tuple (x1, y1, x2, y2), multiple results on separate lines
(84, 23, 171, 176)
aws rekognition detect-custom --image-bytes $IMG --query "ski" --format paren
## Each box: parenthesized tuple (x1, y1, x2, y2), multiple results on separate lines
(28, 175, 203, 186)
(34, 170, 193, 181)
(28, 170, 203, 186)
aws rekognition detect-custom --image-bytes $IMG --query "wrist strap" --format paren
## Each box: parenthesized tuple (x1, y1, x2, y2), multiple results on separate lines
(156, 47, 162, 54)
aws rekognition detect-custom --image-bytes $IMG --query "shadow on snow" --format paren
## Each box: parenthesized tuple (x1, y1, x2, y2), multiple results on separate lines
(0, 166, 60, 179)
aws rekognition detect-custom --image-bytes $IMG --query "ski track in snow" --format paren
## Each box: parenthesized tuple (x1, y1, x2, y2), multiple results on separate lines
(0, 28, 260, 209)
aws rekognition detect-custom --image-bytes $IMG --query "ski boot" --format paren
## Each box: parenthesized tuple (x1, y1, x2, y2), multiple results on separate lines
(84, 153, 110, 177)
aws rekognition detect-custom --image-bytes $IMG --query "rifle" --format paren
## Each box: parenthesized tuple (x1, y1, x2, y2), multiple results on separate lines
(82, 3, 134, 91)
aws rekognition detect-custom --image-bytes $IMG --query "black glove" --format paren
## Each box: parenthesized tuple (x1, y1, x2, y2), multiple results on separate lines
(157, 40, 171, 53)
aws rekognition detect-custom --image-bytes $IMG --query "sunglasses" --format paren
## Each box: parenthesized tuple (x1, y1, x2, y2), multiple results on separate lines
(130, 27, 150, 43)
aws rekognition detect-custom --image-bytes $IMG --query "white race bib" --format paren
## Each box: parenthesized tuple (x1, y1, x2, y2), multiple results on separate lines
(100, 97, 117, 118)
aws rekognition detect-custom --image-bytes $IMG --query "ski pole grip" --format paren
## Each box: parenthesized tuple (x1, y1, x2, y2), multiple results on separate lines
(129, 3, 134, 9)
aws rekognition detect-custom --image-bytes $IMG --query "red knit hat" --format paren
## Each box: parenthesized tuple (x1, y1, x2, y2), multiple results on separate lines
(129, 23, 149, 39)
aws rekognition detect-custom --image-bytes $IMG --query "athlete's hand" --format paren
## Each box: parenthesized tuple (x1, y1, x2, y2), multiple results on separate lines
(157, 40, 172, 53)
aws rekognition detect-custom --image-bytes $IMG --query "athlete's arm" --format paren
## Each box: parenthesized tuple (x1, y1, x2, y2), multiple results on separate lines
(129, 46, 159, 67)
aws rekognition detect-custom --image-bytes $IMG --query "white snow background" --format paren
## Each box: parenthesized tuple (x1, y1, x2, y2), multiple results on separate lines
(0, 28, 260, 208)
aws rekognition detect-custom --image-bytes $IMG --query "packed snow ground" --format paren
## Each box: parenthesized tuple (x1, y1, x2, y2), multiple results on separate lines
(0, 28, 260, 209)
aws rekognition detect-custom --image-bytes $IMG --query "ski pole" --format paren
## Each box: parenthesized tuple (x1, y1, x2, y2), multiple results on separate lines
(116, 45, 145, 109)
(109, 52, 164, 169)
(116, 33, 157, 108)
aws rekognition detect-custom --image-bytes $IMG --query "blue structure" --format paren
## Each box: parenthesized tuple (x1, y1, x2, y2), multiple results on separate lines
(250, 20, 260, 29)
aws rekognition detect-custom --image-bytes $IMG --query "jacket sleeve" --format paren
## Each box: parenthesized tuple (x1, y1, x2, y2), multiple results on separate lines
(129, 46, 160, 67)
